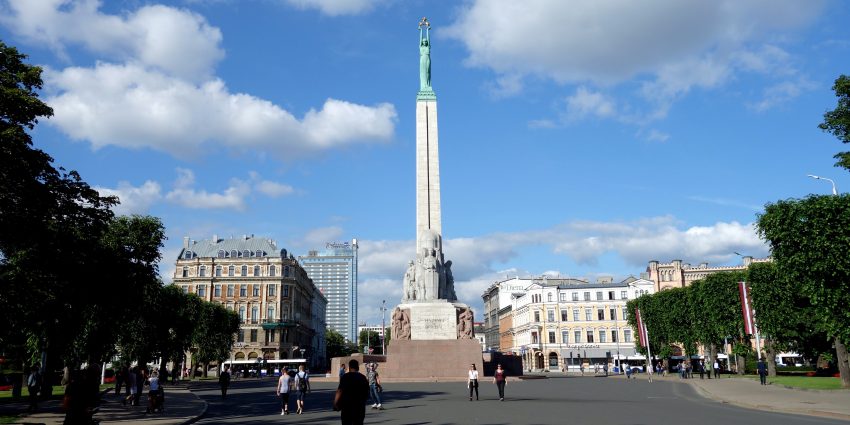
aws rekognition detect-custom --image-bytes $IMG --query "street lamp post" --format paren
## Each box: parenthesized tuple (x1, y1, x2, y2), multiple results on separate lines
(807, 174, 838, 195)
(614, 312, 622, 374)
(381, 300, 387, 355)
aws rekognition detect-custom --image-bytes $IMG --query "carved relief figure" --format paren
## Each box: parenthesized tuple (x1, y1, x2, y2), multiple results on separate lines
(457, 307, 474, 339)
(418, 17, 431, 90)
(392, 307, 410, 340)
(403, 260, 417, 301)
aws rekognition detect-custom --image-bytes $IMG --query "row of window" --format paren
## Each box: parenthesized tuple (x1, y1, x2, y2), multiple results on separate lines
(530, 329, 633, 344)
(533, 307, 628, 323)
(182, 283, 291, 298)
(182, 264, 290, 278)
(235, 328, 275, 343)
(531, 289, 650, 303)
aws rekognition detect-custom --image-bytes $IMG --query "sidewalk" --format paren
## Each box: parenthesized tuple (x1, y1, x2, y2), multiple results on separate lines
(682, 375, 850, 421)
(3, 384, 207, 425)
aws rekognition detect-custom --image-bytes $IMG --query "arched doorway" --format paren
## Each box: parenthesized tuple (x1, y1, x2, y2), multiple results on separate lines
(536, 352, 544, 369)
(234, 352, 246, 360)
(548, 352, 559, 369)
(248, 352, 259, 360)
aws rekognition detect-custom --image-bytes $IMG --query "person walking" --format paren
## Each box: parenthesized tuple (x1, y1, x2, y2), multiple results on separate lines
(757, 357, 768, 385)
(294, 365, 310, 414)
(26, 365, 41, 413)
(334, 359, 369, 425)
(276, 367, 292, 415)
(219, 366, 231, 398)
(493, 364, 507, 401)
(339, 363, 346, 381)
(366, 363, 382, 409)
(146, 371, 161, 414)
(467, 364, 479, 400)
(124, 366, 137, 406)
(134, 368, 145, 406)
(713, 360, 720, 379)
(698, 360, 705, 379)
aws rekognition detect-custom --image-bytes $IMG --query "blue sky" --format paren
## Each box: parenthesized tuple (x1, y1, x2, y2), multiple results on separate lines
(3, 0, 849, 324)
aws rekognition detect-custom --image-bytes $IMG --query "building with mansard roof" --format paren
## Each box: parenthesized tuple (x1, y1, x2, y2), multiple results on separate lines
(173, 234, 326, 371)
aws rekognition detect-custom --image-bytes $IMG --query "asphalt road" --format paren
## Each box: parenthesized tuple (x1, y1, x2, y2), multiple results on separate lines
(191, 375, 847, 424)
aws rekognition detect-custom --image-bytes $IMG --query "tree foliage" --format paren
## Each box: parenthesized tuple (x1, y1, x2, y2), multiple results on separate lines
(819, 75, 850, 171)
(756, 194, 850, 387)
(325, 328, 357, 364)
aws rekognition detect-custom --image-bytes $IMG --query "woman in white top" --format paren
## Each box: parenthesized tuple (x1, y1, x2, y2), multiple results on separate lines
(468, 364, 479, 401)
(276, 369, 292, 415)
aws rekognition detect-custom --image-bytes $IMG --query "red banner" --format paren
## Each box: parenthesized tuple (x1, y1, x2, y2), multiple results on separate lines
(635, 308, 648, 348)
(739, 281, 756, 335)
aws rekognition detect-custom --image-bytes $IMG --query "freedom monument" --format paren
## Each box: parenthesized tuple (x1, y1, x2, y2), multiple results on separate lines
(380, 18, 483, 380)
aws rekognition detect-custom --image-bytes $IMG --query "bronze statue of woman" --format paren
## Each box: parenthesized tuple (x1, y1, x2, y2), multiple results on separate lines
(419, 17, 431, 90)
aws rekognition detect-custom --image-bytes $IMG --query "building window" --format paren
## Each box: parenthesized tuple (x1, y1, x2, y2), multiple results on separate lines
(624, 329, 632, 343)
(237, 330, 244, 342)
(197, 285, 206, 297)
(534, 311, 540, 322)
(597, 309, 604, 321)
(199, 266, 206, 277)
(574, 330, 582, 343)
(184, 251, 192, 259)
(214, 285, 221, 297)
(596, 291, 603, 301)
(268, 329, 275, 342)
(284, 266, 290, 277)
(215, 266, 222, 277)
(622, 307, 628, 320)
(572, 292, 579, 301)
(181, 285, 188, 294)
(217, 250, 225, 258)
(268, 285, 277, 296)
(241, 265, 248, 276)
(250, 329, 258, 342)
(531, 332, 539, 344)
(231, 250, 237, 258)
(620, 290, 627, 300)
(267, 306, 275, 320)
(251, 306, 259, 323)
(547, 293, 553, 302)
(243, 250, 250, 258)
(254, 265, 260, 276)
(227, 284, 234, 297)
(611, 330, 618, 343)
(561, 331, 569, 344)
(586, 331, 595, 343)
(560, 293, 567, 301)
(256, 250, 263, 257)
(252, 285, 260, 297)
(599, 331, 607, 343)
(270, 265, 276, 276)
(182, 267, 188, 277)
(583, 292, 590, 301)
(561, 310, 568, 321)
(608, 291, 615, 300)
(548, 331, 556, 343)
(283, 285, 289, 297)
(547, 310, 555, 322)
(610, 308, 617, 321)
(573, 309, 579, 321)
(228, 265, 235, 277)
(585, 309, 592, 321)
(240, 284, 247, 297)
(238, 305, 246, 321)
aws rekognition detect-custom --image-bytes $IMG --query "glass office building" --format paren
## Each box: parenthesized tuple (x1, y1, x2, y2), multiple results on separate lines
(299, 239, 358, 342)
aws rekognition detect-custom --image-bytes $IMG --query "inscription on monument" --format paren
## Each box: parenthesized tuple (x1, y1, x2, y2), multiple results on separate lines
(409, 304, 456, 340)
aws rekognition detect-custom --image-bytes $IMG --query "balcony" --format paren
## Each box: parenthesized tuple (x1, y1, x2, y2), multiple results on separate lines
(261, 319, 298, 330)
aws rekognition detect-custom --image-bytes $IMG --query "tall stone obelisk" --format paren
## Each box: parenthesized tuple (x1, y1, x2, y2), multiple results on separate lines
(415, 18, 441, 250)
(382, 18, 482, 381)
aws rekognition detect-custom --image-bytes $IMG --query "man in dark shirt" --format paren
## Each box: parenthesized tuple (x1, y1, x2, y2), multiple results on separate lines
(334, 359, 369, 425)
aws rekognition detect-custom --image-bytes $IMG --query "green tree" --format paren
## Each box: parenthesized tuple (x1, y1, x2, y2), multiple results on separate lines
(756, 194, 850, 387)
(359, 329, 385, 355)
(193, 301, 240, 377)
(819, 75, 850, 171)
(690, 271, 746, 372)
(325, 328, 357, 367)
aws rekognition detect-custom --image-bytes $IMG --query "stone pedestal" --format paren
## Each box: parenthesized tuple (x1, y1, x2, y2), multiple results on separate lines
(382, 338, 483, 381)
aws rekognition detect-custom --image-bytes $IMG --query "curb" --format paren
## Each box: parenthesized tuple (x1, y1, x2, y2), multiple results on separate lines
(687, 380, 850, 422)
(178, 385, 208, 425)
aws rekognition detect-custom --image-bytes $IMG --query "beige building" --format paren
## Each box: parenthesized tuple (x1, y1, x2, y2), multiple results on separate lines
(173, 235, 327, 370)
(647, 256, 771, 292)
(507, 276, 655, 371)
(498, 306, 513, 352)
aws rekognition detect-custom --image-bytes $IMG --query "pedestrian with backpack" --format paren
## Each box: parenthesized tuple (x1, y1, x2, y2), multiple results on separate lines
(294, 365, 310, 414)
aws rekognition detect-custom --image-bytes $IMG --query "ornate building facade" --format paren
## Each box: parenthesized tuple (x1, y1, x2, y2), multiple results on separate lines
(647, 256, 771, 292)
(173, 235, 326, 369)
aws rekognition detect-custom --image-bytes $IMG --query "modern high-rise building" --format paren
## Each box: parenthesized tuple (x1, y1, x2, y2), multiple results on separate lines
(299, 239, 358, 342)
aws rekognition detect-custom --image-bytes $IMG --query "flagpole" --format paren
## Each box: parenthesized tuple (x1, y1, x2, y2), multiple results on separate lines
(643, 322, 653, 383)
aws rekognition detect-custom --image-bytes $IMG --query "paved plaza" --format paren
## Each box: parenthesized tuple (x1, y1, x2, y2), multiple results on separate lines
(189, 375, 849, 425)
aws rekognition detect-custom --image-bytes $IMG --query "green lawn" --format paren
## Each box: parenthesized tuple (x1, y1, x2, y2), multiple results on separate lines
(0, 415, 20, 424)
(0, 385, 66, 400)
(767, 375, 843, 390)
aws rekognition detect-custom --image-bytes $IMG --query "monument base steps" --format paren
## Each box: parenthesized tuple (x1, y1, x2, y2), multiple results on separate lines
(381, 338, 483, 381)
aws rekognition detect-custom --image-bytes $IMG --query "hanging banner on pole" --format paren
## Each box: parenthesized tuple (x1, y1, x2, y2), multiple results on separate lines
(738, 281, 756, 335)
(635, 308, 648, 348)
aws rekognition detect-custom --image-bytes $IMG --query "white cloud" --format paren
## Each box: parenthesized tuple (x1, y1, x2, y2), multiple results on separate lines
(0, 0, 224, 80)
(298, 226, 346, 249)
(44, 63, 397, 156)
(95, 180, 162, 215)
(255, 180, 295, 198)
(164, 169, 250, 210)
(445, 0, 825, 117)
(646, 129, 670, 143)
(283, 0, 385, 16)
(748, 78, 815, 112)
(563, 87, 616, 121)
